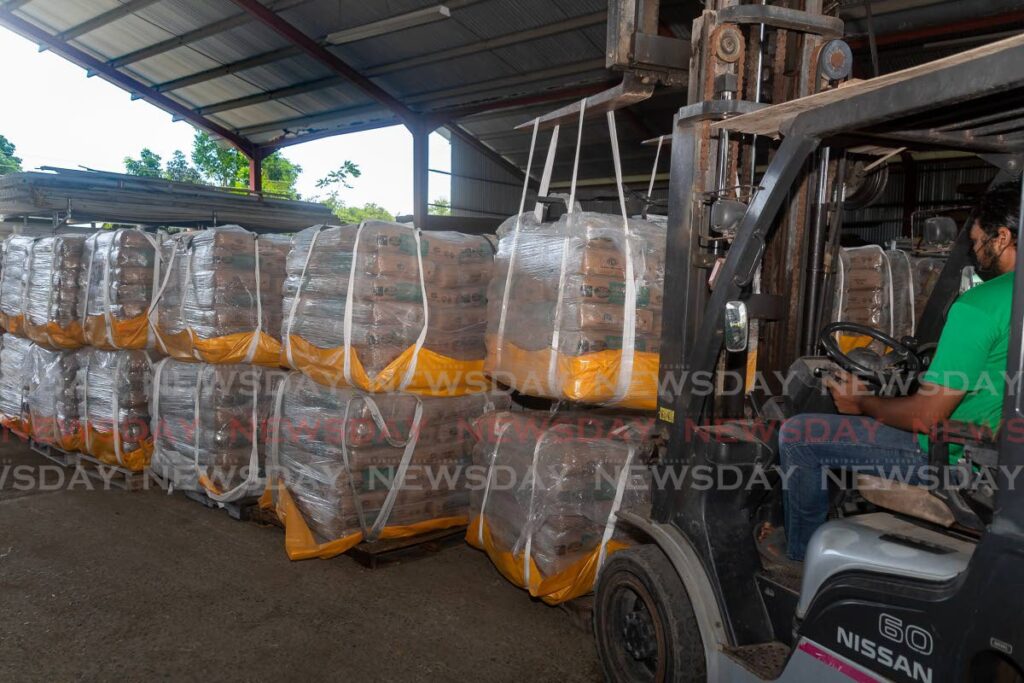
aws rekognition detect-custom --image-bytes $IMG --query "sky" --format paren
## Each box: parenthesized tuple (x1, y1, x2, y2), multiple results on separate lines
(0, 27, 450, 217)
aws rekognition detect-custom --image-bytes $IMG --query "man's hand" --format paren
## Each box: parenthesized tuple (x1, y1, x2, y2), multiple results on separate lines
(825, 369, 870, 415)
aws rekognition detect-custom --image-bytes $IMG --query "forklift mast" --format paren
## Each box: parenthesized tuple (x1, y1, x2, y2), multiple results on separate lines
(657, 1, 848, 443)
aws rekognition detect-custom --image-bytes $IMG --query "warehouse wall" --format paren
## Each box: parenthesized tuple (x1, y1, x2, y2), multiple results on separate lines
(450, 135, 531, 220)
(844, 157, 998, 244)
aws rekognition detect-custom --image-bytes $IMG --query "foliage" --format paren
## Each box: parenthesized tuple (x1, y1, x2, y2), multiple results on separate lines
(0, 135, 23, 175)
(327, 200, 395, 224)
(315, 161, 362, 190)
(123, 148, 163, 178)
(430, 197, 451, 216)
(124, 131, 312, 198)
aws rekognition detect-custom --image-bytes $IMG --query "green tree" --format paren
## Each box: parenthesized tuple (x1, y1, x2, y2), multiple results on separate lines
(430, 197, 451, 216)
(190, 132, 249, 187)
(164, 150, 202, 184)
(123, 148, 163, 178)
(329, 201, 394, 224)
(0, 135, 22, 175)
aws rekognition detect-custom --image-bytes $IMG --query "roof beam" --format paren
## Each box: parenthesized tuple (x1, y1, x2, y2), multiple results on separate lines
(227, 0, 417, 123)
(0, 8, 256, 155)
(56, 0, 160, 42)
(447, 124, 529, 182)
(154, 11, 607, 94)
(106, 0, 310, 68)
(193, 75, 344, 116)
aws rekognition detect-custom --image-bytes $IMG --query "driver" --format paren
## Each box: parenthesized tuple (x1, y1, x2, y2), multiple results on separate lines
(765, 181, 1018, 566)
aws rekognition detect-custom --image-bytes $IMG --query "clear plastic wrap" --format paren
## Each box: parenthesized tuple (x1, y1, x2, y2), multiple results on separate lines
(0, 333, 33, 433)
(80, 229, 162, 350)
(268, 372, 510, 559)
(282, 222, 494, 395)
(26, 344, 80, 451)
(485, 212, 665, 409)
(25, 235, 87, 349)
(76, 348, 153, 471)
(911, 256, 946, 328)
(155, 226, 289, 365)
(0, 235, 37, 336)
(887, 248, 915, 340)
(467, 410, 653, 604)
(150, 358, 282, 501)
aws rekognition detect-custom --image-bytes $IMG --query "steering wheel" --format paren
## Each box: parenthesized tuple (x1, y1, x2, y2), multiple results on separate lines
(819, 321, 923, 385)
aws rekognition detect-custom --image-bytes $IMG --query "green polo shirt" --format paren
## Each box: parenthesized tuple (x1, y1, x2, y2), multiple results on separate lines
(918, 271, 1013, 459)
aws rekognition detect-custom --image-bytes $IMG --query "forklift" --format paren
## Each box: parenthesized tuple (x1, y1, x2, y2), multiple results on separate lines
(524, 2, 1024, 681)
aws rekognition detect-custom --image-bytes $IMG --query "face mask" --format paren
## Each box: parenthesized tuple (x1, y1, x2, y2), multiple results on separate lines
(971, 236, 1008, 282)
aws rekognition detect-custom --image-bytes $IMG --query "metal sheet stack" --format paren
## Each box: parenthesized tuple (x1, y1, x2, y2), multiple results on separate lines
(80, 229, 162, 350)
(485, 212, 665, 410)
(150, 359, 282, 501)
(76, 348, 153, 471)
(467, 411, 654, 604)
(155, 226, 289, 366)
(268, 371, 508, 559)
(282, 222, 493, 395)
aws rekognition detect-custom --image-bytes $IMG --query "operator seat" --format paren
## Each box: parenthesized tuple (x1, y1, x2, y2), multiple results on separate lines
(855, 475, 955, 526)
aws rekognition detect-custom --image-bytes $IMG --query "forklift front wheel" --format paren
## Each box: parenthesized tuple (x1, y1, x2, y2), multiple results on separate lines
(594, 545, 707, 683)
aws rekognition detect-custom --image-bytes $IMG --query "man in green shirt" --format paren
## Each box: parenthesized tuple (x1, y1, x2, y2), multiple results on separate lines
(772, 182, 1018, 563)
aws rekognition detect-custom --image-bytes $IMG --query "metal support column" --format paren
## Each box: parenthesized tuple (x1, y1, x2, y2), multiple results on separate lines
(411, 123, 433, 227)
(249, 149, 264, 194)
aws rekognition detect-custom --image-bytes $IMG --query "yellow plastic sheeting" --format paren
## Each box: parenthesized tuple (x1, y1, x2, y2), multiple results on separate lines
(81, 425, 152, 472)
(466, 516, 629, 605)
(0, 314, 25, 337)
(486, 338, 659, 410)
(25, 320, 84, 350)
(30, 418, 80, 453)
(284, 334, 489, 396)
(269, 481, 468, 561)
(157, 327, 283, 367)
(83, 313, 150, 350)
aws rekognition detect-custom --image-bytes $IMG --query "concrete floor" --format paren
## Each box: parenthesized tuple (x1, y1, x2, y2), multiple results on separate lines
(0, 437, 601, 681)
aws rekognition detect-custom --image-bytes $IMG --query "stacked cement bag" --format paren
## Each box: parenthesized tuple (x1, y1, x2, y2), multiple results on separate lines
(25, 344, 80, 451)
(268, 371, 509, 559)
(0, 333, 33, 434)
(911, 256, 945, 326)
(467, 411, 654, 604)
(25, 235, 87, 349)
(155, 226, 288, 365)
(0, 235, 36, 336)
(485, 212, 665, 410)
(832, 246, 916, 345)
(150, 359, 282, 501)
(80, 229, 161, 350)
(76, 348, 153, 471)
(282, 222, 493, 395)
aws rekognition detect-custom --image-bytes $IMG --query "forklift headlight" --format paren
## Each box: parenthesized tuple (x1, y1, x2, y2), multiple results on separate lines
(724, 301, 749, 353)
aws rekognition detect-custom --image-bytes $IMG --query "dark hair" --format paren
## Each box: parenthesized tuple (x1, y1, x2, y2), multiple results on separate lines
(976, 181, 1021, 241)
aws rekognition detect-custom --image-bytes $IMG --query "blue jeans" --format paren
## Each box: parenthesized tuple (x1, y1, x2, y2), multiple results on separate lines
(779, 413, 927, 561)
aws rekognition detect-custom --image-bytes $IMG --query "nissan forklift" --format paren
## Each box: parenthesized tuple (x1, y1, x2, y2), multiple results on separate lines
(538, 2, 1024, 681)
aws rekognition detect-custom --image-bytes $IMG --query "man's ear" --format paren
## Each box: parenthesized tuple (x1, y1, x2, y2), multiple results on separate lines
(998, 226, 1016, 246)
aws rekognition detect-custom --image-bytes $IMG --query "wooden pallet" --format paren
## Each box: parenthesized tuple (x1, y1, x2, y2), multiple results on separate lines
(65, 451, 148, 491)
(347, 526, 468, 569)
(182, 489, 261, 521)
(30, 439, 75, 467)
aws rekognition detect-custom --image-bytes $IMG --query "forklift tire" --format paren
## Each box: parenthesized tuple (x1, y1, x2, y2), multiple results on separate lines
(594, 545, 707, 683)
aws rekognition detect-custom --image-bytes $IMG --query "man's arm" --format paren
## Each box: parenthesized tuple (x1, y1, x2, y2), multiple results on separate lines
(828, 371, 965, 433)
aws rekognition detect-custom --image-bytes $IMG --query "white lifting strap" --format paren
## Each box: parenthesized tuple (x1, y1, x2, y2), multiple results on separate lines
(111, 352, 125, 467)
(267, 370, 292, 506)
(646, 135, 665, 205)
(148, 236, 177, 355)
(79, 232, 100, 344)
(137, 229, 163, 350)
(204, 369, 263, 504)
(150, 356, 172, 493)
(522, 425, 554, 586)
(243, 234, 264, 364)
(283, 225, 326, 370)
(342, 222, 367, 387)
(608, 111, 637, 405)
(494, 118, 540, 369)
(365, 394, 424, 540)
(397, 228, 429, 392)
(476, 417, 513, 545)
(82, 353, 93, 456)
(596, 442, 638, 572)
(546, 100, 587, 394)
